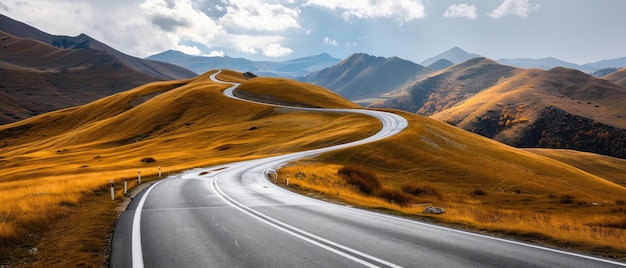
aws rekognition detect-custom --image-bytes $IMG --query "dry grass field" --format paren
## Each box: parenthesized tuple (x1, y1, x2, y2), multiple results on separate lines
(1, 69, 625, 266)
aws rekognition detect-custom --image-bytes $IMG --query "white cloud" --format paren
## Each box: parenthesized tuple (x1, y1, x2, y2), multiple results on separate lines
(207, 50, 225, 57)
(443, 4, 478, 20)
(219, 0, 300, 32)
(236, 43, 258, 54)
(223, 34, 287, 56)
(175, 44, 202, 55)
(139, 0, 225, 52)
(262, 43, 293, 57)
(488, 0, 539, 18)
(306, 0, 425, 22)
(323, 37, 338, 46)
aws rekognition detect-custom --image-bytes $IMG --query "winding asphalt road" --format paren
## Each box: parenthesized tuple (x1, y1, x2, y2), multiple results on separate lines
(110, 71, 625, 267)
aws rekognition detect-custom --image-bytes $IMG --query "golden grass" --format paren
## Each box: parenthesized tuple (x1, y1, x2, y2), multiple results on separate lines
(278, 110, 626, 259)
(431, 67, 626, 131)
(0, 70, 379, 266)
(237, 77, 360, 109)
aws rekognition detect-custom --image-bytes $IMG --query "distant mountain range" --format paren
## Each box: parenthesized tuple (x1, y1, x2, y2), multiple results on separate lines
(146, 50, 340, 78)
(421, 47, 626, 73)
(297, 53, 432, 102)
(0, 14, 196, 124)
(421, 46, 481, 67)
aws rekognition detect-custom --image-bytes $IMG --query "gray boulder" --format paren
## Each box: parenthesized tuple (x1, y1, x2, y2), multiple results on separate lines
(423, 206, 446, 214)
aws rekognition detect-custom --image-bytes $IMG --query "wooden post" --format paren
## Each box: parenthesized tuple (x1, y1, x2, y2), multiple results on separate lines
(109, 180, 115, 201)
(138, 170, 141, 184)
(158, 166, 161, 177)
(123, 179, 128, 194)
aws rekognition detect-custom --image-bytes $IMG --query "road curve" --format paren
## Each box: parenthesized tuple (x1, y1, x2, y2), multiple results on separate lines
(110, 71, 626, 267)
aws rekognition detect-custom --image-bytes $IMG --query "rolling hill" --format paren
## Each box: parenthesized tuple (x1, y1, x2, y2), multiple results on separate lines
(431, 66, 626, 158)
(602, 67, 626, 87)
(146, 50, 340, 78)
(0, 15, 197, 124)
(371, 58, 626, 158)
(376, 58, 626, 158)
(298, 53, 432, 104)
(370, 57, 517, 114)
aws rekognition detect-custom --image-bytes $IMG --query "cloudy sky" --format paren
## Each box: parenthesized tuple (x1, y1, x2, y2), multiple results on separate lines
(1, 0, 624, 64)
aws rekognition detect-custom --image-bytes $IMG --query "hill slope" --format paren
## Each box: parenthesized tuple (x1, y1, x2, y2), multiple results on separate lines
(298, 53, 431, 102)
(0, 14, 196, 80)
(430, 66, 626, 158)
(147, 50, 340, 78)
(371, 58, 626, 158)
(0, 15, 197, 124)
(0, 31, 162, 124)
(370, 57, 517, 114)
(602, 67, 626, 87)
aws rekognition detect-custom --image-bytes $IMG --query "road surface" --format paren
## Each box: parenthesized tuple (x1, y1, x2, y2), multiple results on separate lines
(110, 71, 625, 267)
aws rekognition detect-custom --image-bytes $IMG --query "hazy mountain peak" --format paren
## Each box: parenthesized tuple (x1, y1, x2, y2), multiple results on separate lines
(421, 47, 481, 66)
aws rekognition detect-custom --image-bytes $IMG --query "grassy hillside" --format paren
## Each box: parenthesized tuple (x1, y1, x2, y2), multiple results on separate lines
(237, 77, 360, 108)
(371, 57, 626, 158)
(429, 67, 626, 158)
(0, 70, 379, 266)
(279, 110, 626, 257)
(603, 67, 626, 87)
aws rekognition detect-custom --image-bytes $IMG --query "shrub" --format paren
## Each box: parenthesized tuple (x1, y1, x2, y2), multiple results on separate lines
(616, 200, 625, 206)
(141, 157, 156, 163)
(401, 183, 441, 197)
(338, 165, 381, 195)
(560, 195, 575, 204)
(473, 189, 486, 196)
(376, 188, 412, 206)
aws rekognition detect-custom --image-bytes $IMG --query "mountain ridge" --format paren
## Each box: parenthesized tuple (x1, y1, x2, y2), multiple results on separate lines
(146, 50, 340, 78)
(0, 14, 196, 124)
(0, 14, 196, 80)
(298, 53, 432, 102)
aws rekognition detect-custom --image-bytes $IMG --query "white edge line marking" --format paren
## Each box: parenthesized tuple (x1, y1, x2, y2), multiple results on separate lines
(132, 179, 167, 268)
